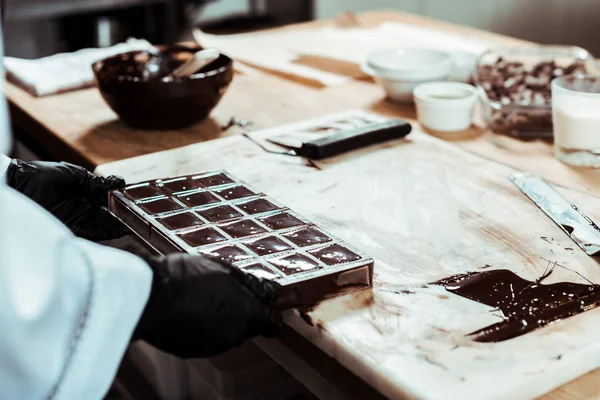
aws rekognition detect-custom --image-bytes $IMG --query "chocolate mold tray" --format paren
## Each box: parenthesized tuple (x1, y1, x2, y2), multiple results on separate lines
(109, 170, 374, 307)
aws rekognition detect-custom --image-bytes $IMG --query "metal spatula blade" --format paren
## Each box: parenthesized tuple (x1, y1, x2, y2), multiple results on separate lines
(510, 172, 600, 256)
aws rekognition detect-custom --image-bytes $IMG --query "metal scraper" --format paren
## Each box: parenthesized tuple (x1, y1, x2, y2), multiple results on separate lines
(510, 172, 600, 256)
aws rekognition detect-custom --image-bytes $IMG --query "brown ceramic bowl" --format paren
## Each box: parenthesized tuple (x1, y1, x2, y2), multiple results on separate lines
(92, 45, 233, 130)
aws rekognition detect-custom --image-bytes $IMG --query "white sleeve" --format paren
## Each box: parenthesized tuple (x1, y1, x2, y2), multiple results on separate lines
(0, 184, 152, 399)
(0, 154, 9, 178)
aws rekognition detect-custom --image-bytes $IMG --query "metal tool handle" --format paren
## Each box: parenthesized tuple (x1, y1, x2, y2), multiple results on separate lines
(300, 119, 412, 160)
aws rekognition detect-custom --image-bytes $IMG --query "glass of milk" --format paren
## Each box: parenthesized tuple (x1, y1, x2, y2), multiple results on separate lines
(552, 76, 600, 167)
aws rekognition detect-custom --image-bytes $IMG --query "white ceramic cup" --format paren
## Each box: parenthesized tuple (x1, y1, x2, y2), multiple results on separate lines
(413, 82, 478, 132)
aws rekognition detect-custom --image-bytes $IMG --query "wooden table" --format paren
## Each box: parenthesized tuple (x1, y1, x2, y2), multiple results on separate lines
(8, 10, 600, 400)
(7, 10, 600, 197)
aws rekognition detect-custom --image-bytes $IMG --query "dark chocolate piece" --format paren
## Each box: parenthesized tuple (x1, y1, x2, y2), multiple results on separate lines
(238, 199, 279, 215)
(219, 219, 267, 238)
(270, 254, 321, 275)
(124, 184, 162, 200)
(215, 185, 256, 200)
(157, 178, 203, 194)
(299, 119, 412, 160)
(309, 244, 361, 266)
(434, 269, 600, 343)
(245, 236, 293, 256)
(283, 228, 332, 247)
(260, 213, 304, 230)
(198, 205, 243, 223)
(195, 173, 234, 187)
(138, 198, 184, 215)
(177, 191, 221, 207)
(241, 264, 279, 280)
(178, 227, 228, 247)
(200, 245, 252, 263)
(156, 212, 204, 230)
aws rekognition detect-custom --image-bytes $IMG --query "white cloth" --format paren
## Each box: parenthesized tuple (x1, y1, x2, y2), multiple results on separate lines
(0, 154, 9, 177)
(4, 38, 153, 97)
(0, 27, 153, 399)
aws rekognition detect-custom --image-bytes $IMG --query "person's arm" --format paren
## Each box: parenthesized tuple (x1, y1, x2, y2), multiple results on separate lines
(0, 185, 152, 399)
(0, 184, 282, 398)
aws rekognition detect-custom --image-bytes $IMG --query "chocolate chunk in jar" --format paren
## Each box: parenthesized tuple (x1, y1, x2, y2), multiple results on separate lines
(219, 219, 267, 238)
(200, 245, 252, 263)
(270, 254, 321, 275)
(283, 228, 332, 247)
(178, 227, 228, 247)
(124, 184, 163, 200)
(245, 236, 293, 256)
(478, 58, 587, 108)
(195, 173, 234, 187)
(309, 244, 362, 265)
(177, 191, 221, 207)
(198, 205, 243, 222)
(138, 198, 184, 215)
(156, 212, 204, 230)
(215, 185, 256, 200)
(157, 177, 204, 194)
(238, 199, 279, 215)
(259, 213, 304, 230)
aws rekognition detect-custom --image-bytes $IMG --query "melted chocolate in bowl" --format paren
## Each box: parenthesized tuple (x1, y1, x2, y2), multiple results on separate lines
(93, 45, 233, 130)
(434, 269, 600, 342)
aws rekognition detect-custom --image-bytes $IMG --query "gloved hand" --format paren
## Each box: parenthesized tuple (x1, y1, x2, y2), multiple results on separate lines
(133, 253, 283, 358)
(6, 159, 129, 241)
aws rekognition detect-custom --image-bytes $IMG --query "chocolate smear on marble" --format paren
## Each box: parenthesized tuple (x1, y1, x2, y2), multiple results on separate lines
(434, 269, 600, 342)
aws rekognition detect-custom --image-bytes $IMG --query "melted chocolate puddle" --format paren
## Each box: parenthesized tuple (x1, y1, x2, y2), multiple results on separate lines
(434, 269, 600, 342)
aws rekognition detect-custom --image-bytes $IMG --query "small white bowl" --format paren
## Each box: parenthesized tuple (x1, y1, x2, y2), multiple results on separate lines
(413, 82, 478, 132)
(362, 48, 454, 103)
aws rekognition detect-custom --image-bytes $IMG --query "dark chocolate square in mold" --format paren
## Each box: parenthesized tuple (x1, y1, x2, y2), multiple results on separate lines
(195, 173, 235, 187)
(138, 198, 183, 215)
(156, 212, 204, 231)
(220, 219, 267, 238)
(177, 191, 221, 208)
(309, 244, 361, 266)
(241, 264, 279, 280)
(178, 227, 228, 247)
(123, 184, 162, 200)
(199, 205, 243, 223)
(245, 236, 293, 256)
(283, 228, 332, 247)
(157, 178, 203, 194)
(270, 254, 321, 275)
(215, 185, 256, 200)
(259, 213, 304, 230)
(200, 245, 252, 263)
(238, 199, 279, 215)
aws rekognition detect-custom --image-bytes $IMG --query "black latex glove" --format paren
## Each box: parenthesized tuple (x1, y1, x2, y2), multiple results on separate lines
(6, 159, 129, 241)
(133, 253, 283, 359)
